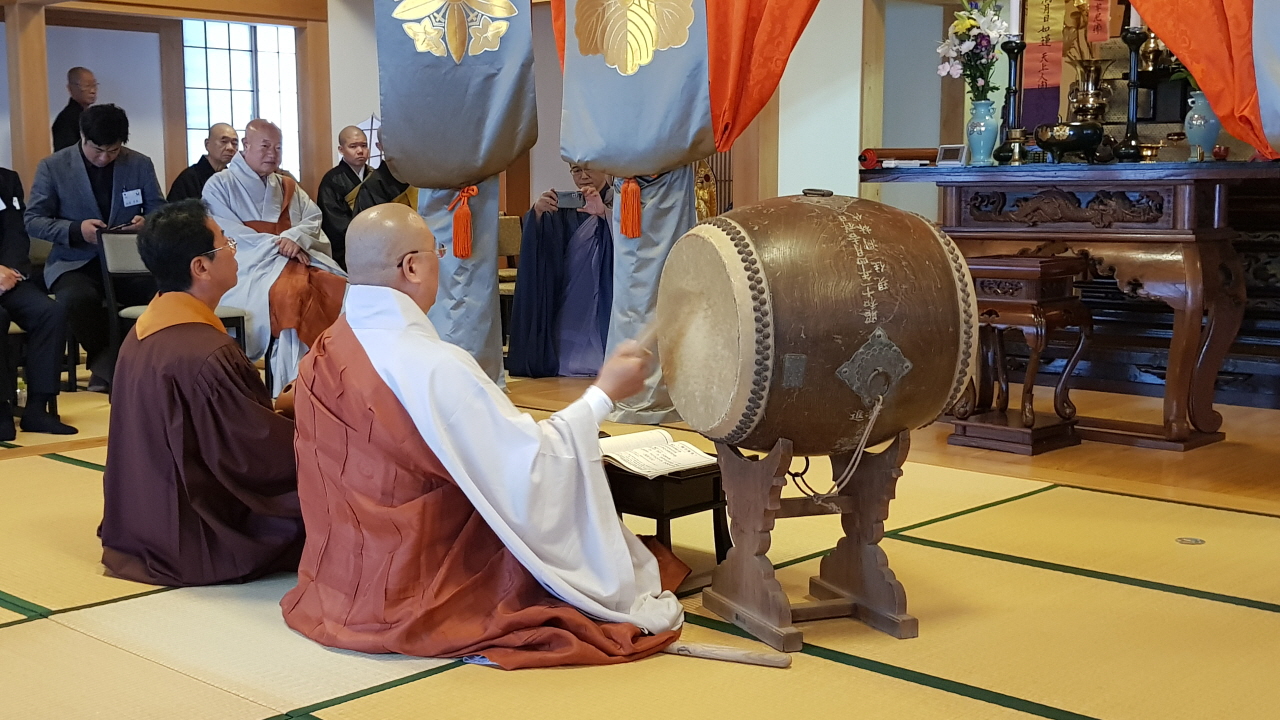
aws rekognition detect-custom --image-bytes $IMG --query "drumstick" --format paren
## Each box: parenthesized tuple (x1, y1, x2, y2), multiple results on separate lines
(661, 641, 792, 668)
(633, 321, 660, 350)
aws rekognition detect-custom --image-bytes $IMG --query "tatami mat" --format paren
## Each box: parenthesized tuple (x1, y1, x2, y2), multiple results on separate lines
(0, 606, 25, 625)
(12, 391, 111, 446)
(54, 574, 453, 714)
(46, 445, 108, 468)
(906, 486, 1280, 605)
(0, 456, 155, 611)
(313, 622, 1033, 720)
(686, 539, 1280, 720)
(0, 620, 273, 719)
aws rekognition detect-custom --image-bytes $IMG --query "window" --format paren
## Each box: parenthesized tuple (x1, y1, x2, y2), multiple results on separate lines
(182, 20, 300, 176)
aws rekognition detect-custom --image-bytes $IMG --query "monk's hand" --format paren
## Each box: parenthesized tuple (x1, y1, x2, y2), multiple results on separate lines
(275, 237, 312, 266)
(580, 186, 607, 218)
(80, 219, 106, 244)
(533, 189, 558, 217)
(594, 340, 653, 402)
(275, 382, 296, 419)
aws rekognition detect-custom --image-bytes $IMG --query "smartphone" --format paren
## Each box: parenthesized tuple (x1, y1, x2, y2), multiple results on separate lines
(556, 190, 586, 210)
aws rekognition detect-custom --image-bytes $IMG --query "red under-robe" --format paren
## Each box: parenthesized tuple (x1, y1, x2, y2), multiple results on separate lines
(280, 318, 683, 669)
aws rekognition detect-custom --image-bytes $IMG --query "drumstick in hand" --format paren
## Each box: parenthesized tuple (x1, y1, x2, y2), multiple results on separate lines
(633, 321, 660, 350)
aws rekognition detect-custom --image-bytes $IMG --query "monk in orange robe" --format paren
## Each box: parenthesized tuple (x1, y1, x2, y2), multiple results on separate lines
(281, 204, 687, 669)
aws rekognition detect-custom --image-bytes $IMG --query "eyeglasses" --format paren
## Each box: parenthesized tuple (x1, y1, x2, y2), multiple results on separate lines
(201, 237, 237, 257)
(396, 244, 447, 268)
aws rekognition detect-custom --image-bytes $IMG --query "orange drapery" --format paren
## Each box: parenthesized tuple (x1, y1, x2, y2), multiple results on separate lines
(1136, 0, 1277, 158)
(550, 0, 817, 152)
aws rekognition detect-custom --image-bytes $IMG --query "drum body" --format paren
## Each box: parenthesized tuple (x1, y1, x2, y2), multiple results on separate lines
(657, 195, 978, 455)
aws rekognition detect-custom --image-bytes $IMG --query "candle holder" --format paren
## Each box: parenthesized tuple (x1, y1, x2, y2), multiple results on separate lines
(994, 34, 1027, 165)
(1115, 25, 1150, 163)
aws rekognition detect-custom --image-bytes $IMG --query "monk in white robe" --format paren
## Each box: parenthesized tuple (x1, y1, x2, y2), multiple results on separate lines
(203, 119, 346, 395)
(282, 204, 686, 669)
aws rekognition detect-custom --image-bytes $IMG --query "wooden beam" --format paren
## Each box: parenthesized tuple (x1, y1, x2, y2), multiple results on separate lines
(295, 21, 332, 196)
(6, 4, 52, 184)
(859, 0, 887, 202)
(52, 0, 316, 25)
(499, 150, 532, 216)
(158, 19, 188, 191)
(732, 91, 779, 206)
(45, 7, 174, 31)
(56, 0, 324, 22)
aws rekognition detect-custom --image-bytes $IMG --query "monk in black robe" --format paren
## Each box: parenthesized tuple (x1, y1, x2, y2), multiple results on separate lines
(167, 123, 239, 202)
(351, 149, 415, 215)
(316, 126, 371, 269)
(507, 164, 613, 378)
(100, 199, 303, 586)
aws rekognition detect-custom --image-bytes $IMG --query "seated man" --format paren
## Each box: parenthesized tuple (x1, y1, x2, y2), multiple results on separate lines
(167, 123, 239, 202)
(282, 204, 684, 670)
(203, 119, 346, 396)
(316, 126, 371, 269)
(0, 166, 76, 440)
(349, 142, 415, 215)
(25, 104, 166, 391)
(507, 163, 613, 378)
(100, 199, 304, 586)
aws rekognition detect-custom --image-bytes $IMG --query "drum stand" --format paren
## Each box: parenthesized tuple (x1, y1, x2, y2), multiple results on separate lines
(703, 433, 917, 652)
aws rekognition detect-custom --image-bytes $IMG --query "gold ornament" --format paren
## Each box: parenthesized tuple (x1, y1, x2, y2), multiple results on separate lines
(575, 0, 695, 76)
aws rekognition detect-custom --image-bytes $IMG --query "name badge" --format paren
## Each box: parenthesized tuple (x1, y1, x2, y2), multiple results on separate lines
(122, 189, 143, 207)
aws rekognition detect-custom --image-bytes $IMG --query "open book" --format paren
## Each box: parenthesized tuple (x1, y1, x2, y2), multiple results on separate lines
(599, 430, 717, 479)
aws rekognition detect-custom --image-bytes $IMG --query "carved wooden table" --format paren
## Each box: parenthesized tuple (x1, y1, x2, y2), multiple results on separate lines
(862, 163, 1280, 450)
(949, 255, 1093, 455)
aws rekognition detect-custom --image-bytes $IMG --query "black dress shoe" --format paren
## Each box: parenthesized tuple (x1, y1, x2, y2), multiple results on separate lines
(20, 408, 78, 436)
(0, 407, 14, 443)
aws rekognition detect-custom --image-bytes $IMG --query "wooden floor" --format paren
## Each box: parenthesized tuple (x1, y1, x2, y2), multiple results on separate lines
(506, 377, 1280, 517)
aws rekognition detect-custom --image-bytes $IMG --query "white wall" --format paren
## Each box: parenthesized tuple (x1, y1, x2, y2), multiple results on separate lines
(777, 0, 864, 197)
(880, 0, 944, 220)
(327, 0, 380, 162)
(530, 1, 568, 197)
(0, 24, 165, 185)
(46, 26, 166, 187)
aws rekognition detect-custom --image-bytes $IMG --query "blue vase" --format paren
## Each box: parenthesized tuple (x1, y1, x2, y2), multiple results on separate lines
(1184, 91, 1221, 162)
(1182, 90, 1223, 160)
(966, 99, 1000, 166)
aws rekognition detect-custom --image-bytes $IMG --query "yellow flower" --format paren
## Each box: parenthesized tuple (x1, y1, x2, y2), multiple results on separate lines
(468, 15, 509, 56)
(951, 16, 978, 35)
(402, 19, 446, 55)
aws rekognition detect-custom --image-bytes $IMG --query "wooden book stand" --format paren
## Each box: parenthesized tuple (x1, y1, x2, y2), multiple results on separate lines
(702, 433, 916, 652)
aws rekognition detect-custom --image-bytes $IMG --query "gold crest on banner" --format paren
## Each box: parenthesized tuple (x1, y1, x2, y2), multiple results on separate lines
(575, 0, 695, 76)
(394, 0, 517, 63)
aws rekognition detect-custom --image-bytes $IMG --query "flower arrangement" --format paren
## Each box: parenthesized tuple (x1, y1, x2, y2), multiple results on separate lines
(936, 0, 1010, 103)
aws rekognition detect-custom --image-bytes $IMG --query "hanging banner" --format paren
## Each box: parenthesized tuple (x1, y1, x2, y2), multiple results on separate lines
(377, 0, 538, 189)
(1087, 0, 1112, 44)
(1023, 0, 1068, 134)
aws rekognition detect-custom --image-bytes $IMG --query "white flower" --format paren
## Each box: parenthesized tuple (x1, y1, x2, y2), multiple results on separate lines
(977, 78, 985, 86)
(959, 39, 976, 53)
(938, 62, 951, 77)
(950, 63, 963, 78)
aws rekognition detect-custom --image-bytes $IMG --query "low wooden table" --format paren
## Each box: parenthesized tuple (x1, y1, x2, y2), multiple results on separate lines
(949, 255, 1092, 455)
(605, 464, 731, 564)
(861, 163, 1270, 450)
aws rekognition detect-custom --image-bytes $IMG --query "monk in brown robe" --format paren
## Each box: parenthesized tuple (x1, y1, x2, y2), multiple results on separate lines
(100, 199, 304, 586)
(282, 204, 687, 669)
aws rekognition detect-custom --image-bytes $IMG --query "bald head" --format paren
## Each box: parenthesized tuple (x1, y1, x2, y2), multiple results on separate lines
(338, 126, 370, 171)
(347, 204, 439, 312)
(204, 123, 239, 169)
(67, 67, 97, 107)
(242, 119, 283, 177)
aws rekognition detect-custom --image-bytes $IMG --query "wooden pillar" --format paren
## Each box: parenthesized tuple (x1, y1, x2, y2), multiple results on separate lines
(498, 149, 531, 216)
(859, 0, 886, 202)
(158, 19, 188, 189)
(7, 4, 52, 184)
(295, 20, 332, 196)
(732, 91, 779, 207)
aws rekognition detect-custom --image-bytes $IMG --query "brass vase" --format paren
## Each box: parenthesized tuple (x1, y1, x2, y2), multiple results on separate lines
(1067, 58, 1115, 122)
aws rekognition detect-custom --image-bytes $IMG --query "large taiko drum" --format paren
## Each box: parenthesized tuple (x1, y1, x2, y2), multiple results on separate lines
(657, 193, 978, 456)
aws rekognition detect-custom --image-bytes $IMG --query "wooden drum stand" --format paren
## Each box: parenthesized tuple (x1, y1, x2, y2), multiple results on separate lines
(703, 433, 916, 652)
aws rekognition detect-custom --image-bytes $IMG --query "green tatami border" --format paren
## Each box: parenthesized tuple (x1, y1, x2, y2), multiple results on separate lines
(274, 660, 465, 718)
(683, 613, 1100, 720)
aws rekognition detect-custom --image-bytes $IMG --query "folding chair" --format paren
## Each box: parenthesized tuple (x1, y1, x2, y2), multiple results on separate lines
(497, 214, 522, 347)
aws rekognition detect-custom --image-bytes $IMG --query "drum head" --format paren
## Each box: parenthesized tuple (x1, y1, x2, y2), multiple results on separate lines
(657, 224, 760, 440)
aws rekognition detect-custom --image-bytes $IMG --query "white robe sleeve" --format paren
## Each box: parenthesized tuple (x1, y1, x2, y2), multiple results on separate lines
(368, 331, 684, 634)
(202, 175, 285, 252)
(282, 186, 328, 251)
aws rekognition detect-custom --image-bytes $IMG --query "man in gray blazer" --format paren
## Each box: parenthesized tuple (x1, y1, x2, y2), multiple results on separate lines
(25, 104, 165, 391)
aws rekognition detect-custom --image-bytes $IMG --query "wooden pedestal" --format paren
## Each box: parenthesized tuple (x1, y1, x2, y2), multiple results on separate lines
(704, 434, 917, 652)
(948, 410, 1080, 455)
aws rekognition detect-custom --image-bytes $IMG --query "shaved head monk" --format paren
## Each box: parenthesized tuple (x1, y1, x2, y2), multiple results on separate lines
(203, 119, 347, 396)
(281, 203, 687, 669)
(316, 126, 371, 268)
(168, 123, 239, 201)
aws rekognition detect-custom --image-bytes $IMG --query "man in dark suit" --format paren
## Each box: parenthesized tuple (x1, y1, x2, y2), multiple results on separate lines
(52, 67, 98, 152)
(168, 123, 239, 202)
(0, 167, 76, 441)
(25, 104, 166, 391)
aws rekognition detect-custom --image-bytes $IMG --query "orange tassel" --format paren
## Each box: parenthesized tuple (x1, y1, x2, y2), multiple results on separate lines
(620, 177, 642, 238)
(447, 185, 479, 259)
